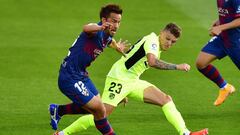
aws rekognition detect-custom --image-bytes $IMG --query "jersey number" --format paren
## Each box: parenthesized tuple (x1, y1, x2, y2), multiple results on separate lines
(74, 81, 89, 96)
(108, 82, 122, 94)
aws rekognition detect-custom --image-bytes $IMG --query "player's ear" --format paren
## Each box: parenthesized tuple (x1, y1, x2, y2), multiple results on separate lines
(159, 31, 163, 38)
(159, 31, 164, 36)
(101, 17, 107, 23)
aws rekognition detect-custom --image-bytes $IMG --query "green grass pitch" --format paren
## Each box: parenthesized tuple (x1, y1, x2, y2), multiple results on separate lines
(0, 0, 239, 134)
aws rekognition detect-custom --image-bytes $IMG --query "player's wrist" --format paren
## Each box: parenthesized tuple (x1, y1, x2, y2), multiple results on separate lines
(175, 64, 180, 70)
(100, 25, 105, 31)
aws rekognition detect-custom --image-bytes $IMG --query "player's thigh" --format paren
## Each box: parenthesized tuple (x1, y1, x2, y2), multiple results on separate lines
(84, 77, 99, 96)
(102, 77, 129, 107)
(143, 86, 172, 106)
(59, 78, 98, 107)
(227, 47, 240, 70)
(196, 36, 226, 68)
(127, 80, 154, 102)
(196, 52, 218, 68)
(83, 96, 106, 119)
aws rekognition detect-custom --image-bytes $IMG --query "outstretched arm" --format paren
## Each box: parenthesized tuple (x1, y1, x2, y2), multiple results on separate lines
(147, 53, 190, 71)
(83, 22, 112, 34)
(109, 38, 130, 57)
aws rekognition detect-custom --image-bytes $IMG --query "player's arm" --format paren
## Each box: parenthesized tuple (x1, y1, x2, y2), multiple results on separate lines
(109, 38, 129, 57)
(83, 22, 112, 34)
(210, 18, 240, 36)
(211, 19, 220, 27)
(147, 53, 190, 71)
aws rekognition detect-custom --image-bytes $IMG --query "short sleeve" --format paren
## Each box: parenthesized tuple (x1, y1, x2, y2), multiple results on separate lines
(143, 33, 159, 58)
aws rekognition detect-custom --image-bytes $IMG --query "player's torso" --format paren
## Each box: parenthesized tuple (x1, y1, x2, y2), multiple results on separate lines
(108, 33, 160, 80)
(217, 0, 240, 46)
(61, 30, 112, 77)
(217, 0, 240, 23)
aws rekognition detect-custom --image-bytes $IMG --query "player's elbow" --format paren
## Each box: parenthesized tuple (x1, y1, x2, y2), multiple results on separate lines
(165, 95, 172, 102)
(162, 95, 173, 105)
(147, 59, 156, 67)
(148, 62, 155, 67)
(147, 53, 157, 67)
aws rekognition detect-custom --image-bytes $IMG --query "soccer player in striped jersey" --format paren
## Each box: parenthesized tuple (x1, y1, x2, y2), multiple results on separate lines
(50, 4, 128, 135)
(196, 0, 240, 106)
(55, 23, 208, 135)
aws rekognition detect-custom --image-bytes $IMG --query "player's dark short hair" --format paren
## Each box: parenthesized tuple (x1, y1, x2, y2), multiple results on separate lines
(100, 4, 123, 19)
(164, 23, 182, 38)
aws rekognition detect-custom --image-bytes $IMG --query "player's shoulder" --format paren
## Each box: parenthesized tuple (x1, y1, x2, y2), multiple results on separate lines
(145, 32, 158, 40)
(143, 32, 158, 44)
(149, 32, 157, 36)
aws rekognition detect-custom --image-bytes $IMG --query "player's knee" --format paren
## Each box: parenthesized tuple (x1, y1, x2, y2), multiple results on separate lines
(96, 101, 106, 112)
(195, 60, 202, 69)
(165, 95, 172, 103)
(160, 95, 172, 105)
(88, 99, 107, 119)
(92, 105, 106, 119)
(195, 59, 207, 69)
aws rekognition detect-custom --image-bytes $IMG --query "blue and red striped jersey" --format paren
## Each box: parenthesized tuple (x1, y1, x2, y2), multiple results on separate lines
(217, 0, 240, 47)
(61, 22, 112, 77)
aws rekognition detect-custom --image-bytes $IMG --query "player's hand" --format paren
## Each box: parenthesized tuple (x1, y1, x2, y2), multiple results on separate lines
(176, 63, 191, 72)
(101, 22, 113, 30)
(116, 38, 131, 57)
(119, 97, 128, 107)
(212, 20, 220, 27)
(209, 26, 222, 36)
